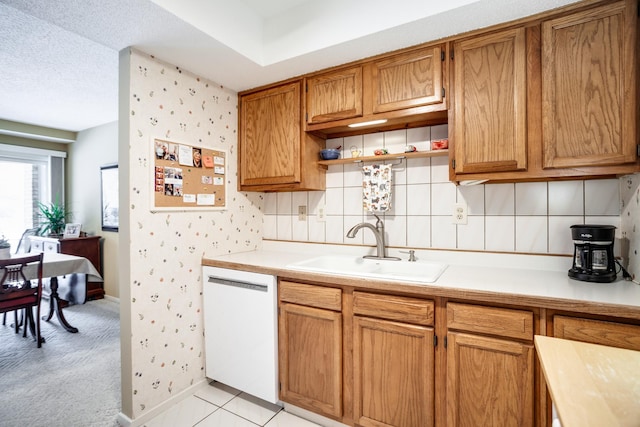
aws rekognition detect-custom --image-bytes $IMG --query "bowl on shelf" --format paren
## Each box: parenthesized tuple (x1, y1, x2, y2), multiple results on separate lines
(320, 148, 340, 160)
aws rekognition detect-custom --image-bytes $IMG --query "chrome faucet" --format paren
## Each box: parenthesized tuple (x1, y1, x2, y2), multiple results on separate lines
(346, 214, 401, 260)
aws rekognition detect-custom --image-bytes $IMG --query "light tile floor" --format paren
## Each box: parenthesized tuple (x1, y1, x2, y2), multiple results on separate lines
(144, 381, 321, 427)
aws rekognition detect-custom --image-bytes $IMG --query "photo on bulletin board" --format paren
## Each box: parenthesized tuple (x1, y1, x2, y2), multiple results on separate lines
(151, 137, 226, 211)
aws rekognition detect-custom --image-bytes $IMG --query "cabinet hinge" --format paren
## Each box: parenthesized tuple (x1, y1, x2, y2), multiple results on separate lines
(451, 159, 456, 169)
(444, 336, 448, 348)
(279, 382, 282, 391)
(637, 144, 640, 157)
(450, 49, 454, 60)
(441, 51, 445, 61)
(442, 87, 445, 98)
(305, 112, 308, 122)
(434, 335, 438, 347)
(305, 82, 308, 92)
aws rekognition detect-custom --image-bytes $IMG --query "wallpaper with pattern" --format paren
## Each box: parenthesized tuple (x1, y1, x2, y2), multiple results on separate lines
(125, 49, 263, 418)
(621, 173, 640, 280)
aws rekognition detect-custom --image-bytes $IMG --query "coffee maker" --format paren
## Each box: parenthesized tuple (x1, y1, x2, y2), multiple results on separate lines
(568, 225, 617, 283)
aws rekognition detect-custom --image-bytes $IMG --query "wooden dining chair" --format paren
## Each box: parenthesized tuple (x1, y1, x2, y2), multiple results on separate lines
(1, 228, 40, 328)
(0, 253, 44, 347)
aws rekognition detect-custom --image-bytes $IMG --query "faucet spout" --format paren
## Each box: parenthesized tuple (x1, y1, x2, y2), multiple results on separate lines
(346, 215, 400, 260)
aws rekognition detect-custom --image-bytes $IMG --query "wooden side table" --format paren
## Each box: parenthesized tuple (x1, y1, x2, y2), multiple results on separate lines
(58, 235, 103, 300)
(30, 235, 104, 300)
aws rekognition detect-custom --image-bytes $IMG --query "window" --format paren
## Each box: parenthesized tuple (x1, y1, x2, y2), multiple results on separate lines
(0, 144, 65, 248)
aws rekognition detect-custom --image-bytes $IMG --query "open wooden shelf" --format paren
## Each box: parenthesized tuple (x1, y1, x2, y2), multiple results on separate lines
(317, 149, 448, 166)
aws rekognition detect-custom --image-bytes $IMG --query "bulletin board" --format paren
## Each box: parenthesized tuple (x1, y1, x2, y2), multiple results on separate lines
(151, 138, 226, 211)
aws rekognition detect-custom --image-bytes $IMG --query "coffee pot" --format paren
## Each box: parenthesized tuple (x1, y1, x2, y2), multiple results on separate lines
(568, 225, 616, 283)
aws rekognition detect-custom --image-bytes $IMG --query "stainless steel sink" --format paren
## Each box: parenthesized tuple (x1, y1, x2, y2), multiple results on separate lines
(287, 255, 448, 284)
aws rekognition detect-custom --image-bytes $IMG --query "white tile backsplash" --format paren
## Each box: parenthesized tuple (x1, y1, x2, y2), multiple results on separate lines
(548, 216, 583, 254)
(407, 216, 431, 248)
(430, 156, 449, 183)
(407, 184, 430, 216)
(384, 129, 407, 153)
(585, 179, 620, 216)
(406, 157, 431, 184)
(277, 192, 292, 215)
(344, 186, 364, 215)
(431, 182, 457, 216)
(407, 127, 431, 152)
(432, 216, 456, 249)
(516, 182, 548, 215)
(515, 216, 548, 253)
(549, 181, 583, 215)
(485, 216, 515, 251)
(458, 185, 485, 216)
(276, 216, 293, 241)
(457, 216, 485, 251)
(265, 125, 624, 256)
(485, 183, 515, 215)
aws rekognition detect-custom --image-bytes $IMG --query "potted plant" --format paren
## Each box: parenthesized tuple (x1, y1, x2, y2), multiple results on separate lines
(37, 199, 71, 237)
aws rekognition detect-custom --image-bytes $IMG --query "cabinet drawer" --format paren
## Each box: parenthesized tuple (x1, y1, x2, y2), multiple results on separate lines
(447, 302, 534, 341)
(279, 281, 342, 311)
(554, 316, 640, 351)
(353, 291, 434, 326)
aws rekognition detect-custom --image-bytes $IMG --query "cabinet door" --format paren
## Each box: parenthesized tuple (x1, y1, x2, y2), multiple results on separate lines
(240, 81, 301, 186)
(279, 302, 342, 418)
(354, 316, 435, 427)
(446, 332, 534, 427)
(306, 67, 362, 124)
(452, 28, 527, 174)
(542, 1, 637, 169)
(370, 45, 444, 113)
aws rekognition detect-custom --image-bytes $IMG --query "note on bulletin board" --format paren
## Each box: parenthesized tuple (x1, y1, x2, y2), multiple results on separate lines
(151, 138, 226, 211)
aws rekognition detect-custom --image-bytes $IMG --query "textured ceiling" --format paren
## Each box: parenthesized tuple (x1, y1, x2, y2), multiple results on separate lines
(0, 0, 581, 133)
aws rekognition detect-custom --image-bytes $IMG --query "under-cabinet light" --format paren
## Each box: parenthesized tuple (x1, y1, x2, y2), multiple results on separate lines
(347, 119, 388, 128)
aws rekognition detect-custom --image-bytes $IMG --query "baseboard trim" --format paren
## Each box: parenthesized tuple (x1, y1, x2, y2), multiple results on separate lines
(116, 379, 209, 427)
(103, 294, 120, 304)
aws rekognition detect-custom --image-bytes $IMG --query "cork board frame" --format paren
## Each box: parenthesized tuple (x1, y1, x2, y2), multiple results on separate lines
(151, 137, 226, 211)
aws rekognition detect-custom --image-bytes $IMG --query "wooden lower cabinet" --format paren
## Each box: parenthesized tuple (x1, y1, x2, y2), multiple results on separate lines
(446, 302, 535, 427)
(553, 315, 640, 351)
(278, 282, 343, 419)
(446, 332, 534, 427)
(353, 316, 434, 427)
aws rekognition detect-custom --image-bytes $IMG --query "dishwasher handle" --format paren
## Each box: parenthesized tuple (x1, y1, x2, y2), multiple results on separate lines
(207, 275, 269, 292)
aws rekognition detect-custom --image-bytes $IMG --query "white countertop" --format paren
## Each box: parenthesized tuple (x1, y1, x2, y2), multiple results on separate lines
(202, 241, 640, 313)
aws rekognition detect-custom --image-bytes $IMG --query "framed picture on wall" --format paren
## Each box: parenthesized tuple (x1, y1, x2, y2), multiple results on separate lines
(101, 164, 119, 231)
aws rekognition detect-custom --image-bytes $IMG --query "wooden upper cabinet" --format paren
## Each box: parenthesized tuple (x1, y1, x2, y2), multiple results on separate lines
(304, 44, 448, 136)
(452, 28, 527, 175)
(370, 45, 444, 113)
(306, 66, 363, 124)
(542, 0, 638, 169)
(239, 80, 325, 192)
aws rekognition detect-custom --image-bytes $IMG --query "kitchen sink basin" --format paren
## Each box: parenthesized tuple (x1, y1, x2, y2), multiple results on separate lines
(287, 255, 448, 284)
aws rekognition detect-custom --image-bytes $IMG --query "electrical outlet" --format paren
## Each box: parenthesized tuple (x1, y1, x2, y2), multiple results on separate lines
(452, 203, 468, 225)
(317, 206, 326, 222)
(298, 205, 307, 221)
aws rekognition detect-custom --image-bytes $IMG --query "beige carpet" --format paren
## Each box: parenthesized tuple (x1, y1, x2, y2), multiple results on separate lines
(0, 299, 121, 427)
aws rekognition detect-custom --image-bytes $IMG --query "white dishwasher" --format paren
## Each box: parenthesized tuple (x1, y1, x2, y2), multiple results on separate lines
(202, 266, 279, 404)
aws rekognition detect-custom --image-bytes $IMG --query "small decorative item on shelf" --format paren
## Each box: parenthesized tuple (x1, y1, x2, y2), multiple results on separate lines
(374, 148, 389, 156)
(431, 139, 448, 150)
(350, 146, 361, 158)
(404, 145, 417, 153)
(320, 148, 341, 160)
(0, 236, 10, 258)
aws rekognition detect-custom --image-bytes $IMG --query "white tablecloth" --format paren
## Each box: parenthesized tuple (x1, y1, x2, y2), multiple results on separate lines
(17, 252, 103, 282)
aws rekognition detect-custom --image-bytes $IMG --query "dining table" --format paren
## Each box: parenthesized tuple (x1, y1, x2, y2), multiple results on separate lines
(21, 251, 103, 333)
